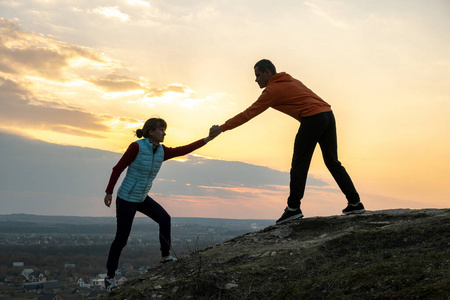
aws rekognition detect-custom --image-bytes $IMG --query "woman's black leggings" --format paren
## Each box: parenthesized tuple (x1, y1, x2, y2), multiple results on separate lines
(106, 196, 171, 277)
(287, 111, 359, 208)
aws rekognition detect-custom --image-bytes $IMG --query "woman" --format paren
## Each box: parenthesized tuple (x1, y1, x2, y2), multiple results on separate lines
(103, 117, 217, 291)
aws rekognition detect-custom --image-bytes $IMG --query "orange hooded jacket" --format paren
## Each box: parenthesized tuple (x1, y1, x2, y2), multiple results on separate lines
(220, 72, 332, 132)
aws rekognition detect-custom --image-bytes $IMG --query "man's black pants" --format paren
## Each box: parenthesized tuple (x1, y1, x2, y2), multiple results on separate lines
(287, 111, 359, 209)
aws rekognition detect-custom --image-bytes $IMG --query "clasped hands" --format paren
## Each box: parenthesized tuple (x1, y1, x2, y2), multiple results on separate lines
(209, 125, 221, 138)
(205, 125, 222, 143)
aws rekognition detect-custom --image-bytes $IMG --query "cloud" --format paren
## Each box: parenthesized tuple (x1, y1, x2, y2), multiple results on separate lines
(93, 6, 130, 22)
(86, 75, 188, 97)
(87, 74, 146, 92)
(0, 18, 204, 107)
(151, 154, 329, 199)
(0, 132, 335, 219)
(0, 17, 222, 147)
(0, 18, 151, 138)
(0, 18, 112, 81)
(0, 76, 109, 136)
(1, 132, 440, 219)
(147, 84, 187, 97)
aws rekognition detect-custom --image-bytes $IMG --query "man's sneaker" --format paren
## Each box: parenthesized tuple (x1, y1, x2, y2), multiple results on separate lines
(160, 256, 177, 264)
(342, 202, 366, 215)
(276, 207, 303, 225)
(104, 277, 118, 291)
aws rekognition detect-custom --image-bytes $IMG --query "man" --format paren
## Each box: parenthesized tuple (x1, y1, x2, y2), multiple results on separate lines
(210, 59, 365, 224)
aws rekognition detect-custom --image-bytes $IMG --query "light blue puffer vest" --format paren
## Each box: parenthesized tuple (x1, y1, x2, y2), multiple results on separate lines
(117, 139, 164, 203)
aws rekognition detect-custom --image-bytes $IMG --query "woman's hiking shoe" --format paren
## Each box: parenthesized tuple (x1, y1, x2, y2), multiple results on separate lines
(104, 277, 118, 291)
(342, 202, 366, 215)
(160, 256, 177, 264)
(276, 207, 303, 225)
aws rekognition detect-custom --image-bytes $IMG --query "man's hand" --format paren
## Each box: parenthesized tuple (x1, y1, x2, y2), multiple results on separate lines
(104, 194, 113, 207)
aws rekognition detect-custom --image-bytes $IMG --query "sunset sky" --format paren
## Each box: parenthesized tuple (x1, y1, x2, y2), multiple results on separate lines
(0, 0, 449, 218)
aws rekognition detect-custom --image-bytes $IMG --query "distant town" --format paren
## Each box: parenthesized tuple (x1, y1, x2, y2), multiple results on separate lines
(0, 214, 273, 299)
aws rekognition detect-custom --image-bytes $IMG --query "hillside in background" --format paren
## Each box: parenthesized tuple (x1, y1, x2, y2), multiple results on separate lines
(101, 209, 450, 300)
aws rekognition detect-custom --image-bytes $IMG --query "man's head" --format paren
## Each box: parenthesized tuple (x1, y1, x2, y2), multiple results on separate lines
(254, 59, 276, 88)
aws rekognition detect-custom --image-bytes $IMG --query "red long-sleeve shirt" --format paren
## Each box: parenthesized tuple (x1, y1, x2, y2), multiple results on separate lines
(105, 139, 206, 194)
